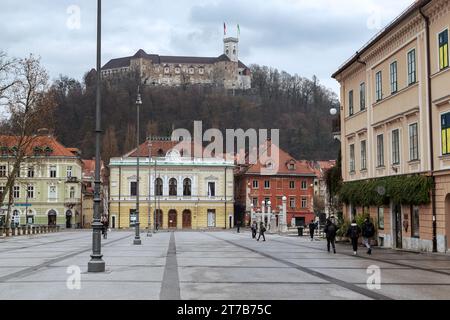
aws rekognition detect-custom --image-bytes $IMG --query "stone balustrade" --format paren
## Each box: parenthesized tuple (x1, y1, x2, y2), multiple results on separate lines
(0, 225, 61, 237)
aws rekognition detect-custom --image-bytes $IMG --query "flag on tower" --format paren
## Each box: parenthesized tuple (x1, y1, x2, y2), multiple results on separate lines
(224, 22, 226, 35)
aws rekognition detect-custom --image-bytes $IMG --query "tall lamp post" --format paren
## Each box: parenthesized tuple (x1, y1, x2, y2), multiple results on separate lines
(88, 0, 105, 272)
(133, 87, 142, 245)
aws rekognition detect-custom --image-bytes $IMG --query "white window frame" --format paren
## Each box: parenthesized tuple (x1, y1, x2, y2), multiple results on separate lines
(49, 165, 57, 178)
(264, 180, 270, 189)
(301, 180, 307, 190)
(13, 185, 20, 199)
(407, 48, 417, 85)
(48, 185, 57, 201)
(391, 128, 400, 165)
(301, 197, 307, 209)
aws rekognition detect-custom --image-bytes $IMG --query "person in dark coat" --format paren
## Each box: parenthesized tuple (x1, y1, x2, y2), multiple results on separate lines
(257, 222, 266, 241)
(346, 219, 361, 255)
(308, 220, 317, 241)
(361, 217, 375, 255)
(236, 220, 241, 233)
(251, 221, 257, 239)
(323, 218, 337, 254)
(101, 215, 108, 239)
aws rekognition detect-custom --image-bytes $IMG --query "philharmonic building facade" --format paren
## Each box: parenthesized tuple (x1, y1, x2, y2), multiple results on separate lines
(108, 138, 235, 230)
(333, 0, 450, 252)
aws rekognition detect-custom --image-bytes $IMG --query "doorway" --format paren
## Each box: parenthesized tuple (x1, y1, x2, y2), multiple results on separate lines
(168, 210, 177, 228)
(393, 203, 402, 249)
(182, 210, 192, 229)
(207, 210, 216, 227)
(65, 210, 72, 228)
(48, 210, 57, 226)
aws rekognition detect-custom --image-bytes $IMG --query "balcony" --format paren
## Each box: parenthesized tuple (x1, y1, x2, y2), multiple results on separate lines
(64, 197, 81, 208)
(66, 176, 80, 183)
(331, 117, 341, 141)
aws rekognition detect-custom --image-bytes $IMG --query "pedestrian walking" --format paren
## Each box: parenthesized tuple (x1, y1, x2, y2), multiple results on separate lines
(323, 218, 337, 254)
(101, 215, 108, 239)
(257, 222, 266, 241)
(346, 219, 361, 255)
(251, 221, 257, 239)
(236, 220, 241, 233)
(308, 219, 317, 241)
(361, 217, 375, 255)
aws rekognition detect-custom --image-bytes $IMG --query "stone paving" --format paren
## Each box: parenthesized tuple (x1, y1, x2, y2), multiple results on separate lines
(0, 229, 449, 300)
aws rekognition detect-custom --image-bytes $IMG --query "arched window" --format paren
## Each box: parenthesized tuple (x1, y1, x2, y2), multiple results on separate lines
(158, 149, 164, 156)
(183, 178, 192, 196)
(169, 178, 177, 196)
(155, 178, 163, 196)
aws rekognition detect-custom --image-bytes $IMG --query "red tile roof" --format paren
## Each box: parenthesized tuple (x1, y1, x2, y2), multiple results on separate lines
(126, 139, 204, 158)
(244, 142, 316, 176)
(0, 135, 78, 157)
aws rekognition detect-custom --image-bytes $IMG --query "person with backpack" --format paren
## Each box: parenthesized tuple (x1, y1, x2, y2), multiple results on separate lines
(308, 219, 317, 241)
(257, 222, 266, 241)
(361, 217, 375, 255)
(323, 218, 337, 254)
(346, 219, 361, 255)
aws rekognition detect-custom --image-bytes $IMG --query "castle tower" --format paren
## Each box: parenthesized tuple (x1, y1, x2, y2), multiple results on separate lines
(223, 37, 239, 62)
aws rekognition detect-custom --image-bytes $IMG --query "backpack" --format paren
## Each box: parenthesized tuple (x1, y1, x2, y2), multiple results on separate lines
(328, 223, 336, 234)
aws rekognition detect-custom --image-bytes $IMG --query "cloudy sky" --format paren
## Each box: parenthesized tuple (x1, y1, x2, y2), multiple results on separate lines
(1, 0, 415, 94)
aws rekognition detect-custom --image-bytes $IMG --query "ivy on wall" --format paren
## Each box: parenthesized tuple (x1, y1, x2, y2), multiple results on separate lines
(339, 175, 433, 206)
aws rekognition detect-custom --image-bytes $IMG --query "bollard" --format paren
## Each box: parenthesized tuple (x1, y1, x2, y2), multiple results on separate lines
(0, 227, 3, 237)
(27, 226, 31, 235)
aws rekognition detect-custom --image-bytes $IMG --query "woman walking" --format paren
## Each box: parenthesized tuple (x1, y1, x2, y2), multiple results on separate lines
(346, 219, 361, 255)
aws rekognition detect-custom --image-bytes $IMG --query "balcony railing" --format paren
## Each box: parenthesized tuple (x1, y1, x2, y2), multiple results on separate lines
(66, 176, 80, 183)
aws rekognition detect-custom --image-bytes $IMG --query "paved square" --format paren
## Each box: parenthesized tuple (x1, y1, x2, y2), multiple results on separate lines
(0, 230, 449, 300)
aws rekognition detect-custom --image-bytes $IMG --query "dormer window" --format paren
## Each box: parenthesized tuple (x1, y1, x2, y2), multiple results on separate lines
(288, 163, 295, 170)
(164, 66, 170, 74)
(265, 161, 274, 169)
(188, 67, 194, 74)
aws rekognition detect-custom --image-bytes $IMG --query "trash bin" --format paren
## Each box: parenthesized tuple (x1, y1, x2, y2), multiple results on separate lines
(297, 226, 304, 236)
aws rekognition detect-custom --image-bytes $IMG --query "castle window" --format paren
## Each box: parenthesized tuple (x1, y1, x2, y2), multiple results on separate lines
(189, 67, 194, 74)
(226, 49, 229, 55)
(164, 66, 170, 74)
(175, 67, 180, 74)
(199, 67, 204, 75)
(233, 49, 236, 54)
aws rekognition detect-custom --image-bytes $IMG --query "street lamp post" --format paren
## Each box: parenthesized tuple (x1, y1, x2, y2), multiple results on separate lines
(88, 0, 105, 273)
(134, 87, 142, 245)
(267, 200, 271, 231)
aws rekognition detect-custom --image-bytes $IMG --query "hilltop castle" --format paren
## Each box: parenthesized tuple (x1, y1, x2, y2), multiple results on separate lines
(101, 37, 251, 90)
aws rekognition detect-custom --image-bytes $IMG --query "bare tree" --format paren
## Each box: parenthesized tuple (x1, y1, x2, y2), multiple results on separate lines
(0, 51, 18, 99)
(0, 54, 55, 228)
(102, 125, 119, 164)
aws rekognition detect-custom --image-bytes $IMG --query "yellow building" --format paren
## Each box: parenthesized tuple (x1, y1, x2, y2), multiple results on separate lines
(332, 0, 450, 252)
(109, 138, 235, 230)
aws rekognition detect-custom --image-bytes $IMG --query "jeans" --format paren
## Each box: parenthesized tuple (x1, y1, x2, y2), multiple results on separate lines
(363, 237, 371, 249)
(257, 232, 265, 241)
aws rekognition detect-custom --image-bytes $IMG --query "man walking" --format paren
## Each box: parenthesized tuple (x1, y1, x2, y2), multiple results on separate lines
(236, 220, 241, 233)
(308, 219, 317, 241)
(346, 219, 361, 255)
(257, 222, 266, 241)
(361, 217, 375, 255)
(324, 218, 337, 254)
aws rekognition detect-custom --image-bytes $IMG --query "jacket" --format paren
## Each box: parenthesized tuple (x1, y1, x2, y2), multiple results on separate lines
(324, 222, 337, 238)
(346, 223, 361, 239)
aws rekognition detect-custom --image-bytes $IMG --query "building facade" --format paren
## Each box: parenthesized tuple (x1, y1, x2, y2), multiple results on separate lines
(332, 0, 450, 252)
(0, 135, 83, 228)
(101, 37, 251, 90)
(108, 138, 235, 230)
(235, 144, 316, 227)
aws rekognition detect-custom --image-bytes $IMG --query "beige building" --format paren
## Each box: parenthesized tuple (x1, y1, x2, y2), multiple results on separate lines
(108, 138, 235, 230)
(101, 37, 251, 90)
(0, 134, 83, 228)
(332, 0, 450, 252)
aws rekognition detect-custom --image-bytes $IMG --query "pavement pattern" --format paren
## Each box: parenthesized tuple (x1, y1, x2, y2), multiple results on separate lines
(0, 230, 449, 300)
